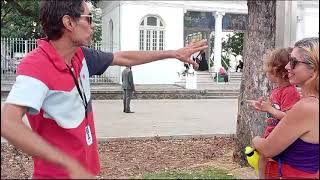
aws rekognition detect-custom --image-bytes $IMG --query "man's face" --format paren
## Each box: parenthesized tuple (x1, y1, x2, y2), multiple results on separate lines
(71, 2, 95, 46)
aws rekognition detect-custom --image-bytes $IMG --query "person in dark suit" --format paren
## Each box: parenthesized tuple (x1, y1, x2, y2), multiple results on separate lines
(198, 50, 208, 71)
(121, 67, 135, 113)
(236, 59, 243, 72)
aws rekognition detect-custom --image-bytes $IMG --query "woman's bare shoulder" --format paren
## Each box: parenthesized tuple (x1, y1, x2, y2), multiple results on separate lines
(290, 98, 319, 118)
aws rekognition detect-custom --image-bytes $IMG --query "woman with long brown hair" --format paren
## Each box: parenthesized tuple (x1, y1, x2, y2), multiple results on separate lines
(252, 37, 319, 179)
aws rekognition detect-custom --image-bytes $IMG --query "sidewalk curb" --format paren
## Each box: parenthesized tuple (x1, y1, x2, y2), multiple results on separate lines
(2, 134, 236, 144)
(96, 133, 236, 142)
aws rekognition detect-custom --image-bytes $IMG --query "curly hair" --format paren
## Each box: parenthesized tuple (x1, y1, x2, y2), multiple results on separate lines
(39, 0, 85, 40)
(263, 48, 293, 80)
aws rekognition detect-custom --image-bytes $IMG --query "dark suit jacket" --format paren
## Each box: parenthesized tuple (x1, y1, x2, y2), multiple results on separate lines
(121, 68, 135, 90)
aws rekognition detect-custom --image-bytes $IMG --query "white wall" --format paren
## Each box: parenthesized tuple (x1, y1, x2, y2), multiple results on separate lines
(99, 0, 319, 84)
(98, 1, 248, 84)
(298, 9, 319, 40)
(99, 1, 122, 83)
(296, 1, 319, 41)
(120, 3, 185, 84)
(100, 1, 120, 51)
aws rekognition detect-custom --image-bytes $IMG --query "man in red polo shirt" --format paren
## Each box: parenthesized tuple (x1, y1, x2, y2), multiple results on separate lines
(1, 0, 207, 179)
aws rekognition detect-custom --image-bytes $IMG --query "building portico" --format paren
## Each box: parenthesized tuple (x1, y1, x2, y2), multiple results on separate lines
(98, 1, 319, 84)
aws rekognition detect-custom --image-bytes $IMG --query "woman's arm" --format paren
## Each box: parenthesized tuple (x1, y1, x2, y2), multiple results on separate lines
(252, 100, 314, 157)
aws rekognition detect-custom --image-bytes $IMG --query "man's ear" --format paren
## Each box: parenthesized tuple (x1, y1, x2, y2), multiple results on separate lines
(62, 15, 76, 31)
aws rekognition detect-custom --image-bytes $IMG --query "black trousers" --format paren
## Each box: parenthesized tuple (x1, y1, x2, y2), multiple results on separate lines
(123, 89, 133, 112)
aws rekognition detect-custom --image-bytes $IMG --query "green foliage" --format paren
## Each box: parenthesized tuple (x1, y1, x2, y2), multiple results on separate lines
(1, 0, 102, 42)
(142, 168, 236, 179)
(209, 32, 244, 70)
(90, 0, 100, 7)
(222, 32, 244, 57)
(1, 0, 44, 39)
(91, 6, 102, 43)
(210, 35, 215, 53)
(221, 32, 244, 70)
(222, 55, 230, 71)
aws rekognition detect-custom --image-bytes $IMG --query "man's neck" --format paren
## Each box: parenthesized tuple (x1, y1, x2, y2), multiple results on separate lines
(49, 38, 78, 66)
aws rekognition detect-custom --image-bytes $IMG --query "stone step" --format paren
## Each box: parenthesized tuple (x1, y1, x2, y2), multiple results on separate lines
(2, 88, 240, 100)
(174, 84, 241, 90)
(176, 81, 241, 85)
(229, 74, 242, 77)
(229, 76, 242, 79)
(88, 88, 240, 100)
(179, 77, 216, 81)
(199, 96, 238, 99)
(229, 72, 243, 75)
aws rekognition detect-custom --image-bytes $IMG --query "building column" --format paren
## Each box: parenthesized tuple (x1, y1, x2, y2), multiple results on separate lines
(213, 11, 225, 72)
(275, 1, 298, 48)
(296, 8, 305, 41)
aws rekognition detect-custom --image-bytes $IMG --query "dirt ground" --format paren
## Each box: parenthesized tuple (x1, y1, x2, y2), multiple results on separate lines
(1, 136, 257, 179)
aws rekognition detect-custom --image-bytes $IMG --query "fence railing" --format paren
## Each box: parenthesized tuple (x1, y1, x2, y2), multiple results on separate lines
(1, 38, 120, 84)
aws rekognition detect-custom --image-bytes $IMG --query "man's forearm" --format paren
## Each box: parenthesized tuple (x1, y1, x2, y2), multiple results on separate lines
(1, 111, 79, 171)
(113, 50, 177, 66)
(112, 39, 207, 68)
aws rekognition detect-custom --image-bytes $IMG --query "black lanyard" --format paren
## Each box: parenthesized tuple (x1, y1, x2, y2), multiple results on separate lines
(66, 64, 88, 118)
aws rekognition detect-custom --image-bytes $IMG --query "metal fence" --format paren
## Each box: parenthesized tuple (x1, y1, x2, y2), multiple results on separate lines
(1, 37, 120, 84)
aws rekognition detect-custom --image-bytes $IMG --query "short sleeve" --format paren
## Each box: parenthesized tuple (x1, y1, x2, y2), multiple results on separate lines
(5, 75, 49, 114)
(280, 87, 300, 111)
(81, 47, 113, 76)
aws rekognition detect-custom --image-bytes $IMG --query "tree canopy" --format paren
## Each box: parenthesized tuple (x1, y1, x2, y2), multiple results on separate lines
(1, 0, 101, 41)
(222, 32, 244, 57)
(1, 0, 43, 39)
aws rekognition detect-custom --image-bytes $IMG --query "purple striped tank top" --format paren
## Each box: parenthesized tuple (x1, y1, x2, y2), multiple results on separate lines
(273, 96, 319, 174)
(273, 138, 319, 173)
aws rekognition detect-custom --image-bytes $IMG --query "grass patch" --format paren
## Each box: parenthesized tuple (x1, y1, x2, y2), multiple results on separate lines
(142, 168, 237, 179)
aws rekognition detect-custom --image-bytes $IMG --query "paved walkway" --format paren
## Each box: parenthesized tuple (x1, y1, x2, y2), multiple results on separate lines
(2, 83, 240, 92)
(1, 99, 238, 142)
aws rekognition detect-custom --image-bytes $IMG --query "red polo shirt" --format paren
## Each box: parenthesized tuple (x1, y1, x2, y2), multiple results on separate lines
(5, 39, 113, 178)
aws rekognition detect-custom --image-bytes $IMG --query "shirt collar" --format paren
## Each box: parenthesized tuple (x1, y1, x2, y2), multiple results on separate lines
(37, 38, 78, 71)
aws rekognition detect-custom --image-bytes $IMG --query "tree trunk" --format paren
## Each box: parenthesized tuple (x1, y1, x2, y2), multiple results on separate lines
(233, 0, 276, 166)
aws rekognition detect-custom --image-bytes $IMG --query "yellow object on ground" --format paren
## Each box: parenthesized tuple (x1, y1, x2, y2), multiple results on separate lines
(245, 146, 260, 176)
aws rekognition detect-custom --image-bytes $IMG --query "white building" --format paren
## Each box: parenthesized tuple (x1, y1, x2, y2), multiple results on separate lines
(296, 1, 319, 40)
(98, 1, 319, 84)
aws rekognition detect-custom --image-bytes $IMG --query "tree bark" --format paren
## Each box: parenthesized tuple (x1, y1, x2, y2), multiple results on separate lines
(233, 0, 276, 166)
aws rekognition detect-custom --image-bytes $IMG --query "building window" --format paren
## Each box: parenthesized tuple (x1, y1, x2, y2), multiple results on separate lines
(139, 30, 144, 51)
(139, 15, 165, 51)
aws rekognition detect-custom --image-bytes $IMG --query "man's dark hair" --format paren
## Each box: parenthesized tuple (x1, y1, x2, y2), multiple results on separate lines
(40, 0, 85, 40)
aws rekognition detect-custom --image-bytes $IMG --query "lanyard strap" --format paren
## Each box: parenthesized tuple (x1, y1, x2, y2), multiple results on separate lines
(66, 64, 88, 118)
(278, 158, 282, 178)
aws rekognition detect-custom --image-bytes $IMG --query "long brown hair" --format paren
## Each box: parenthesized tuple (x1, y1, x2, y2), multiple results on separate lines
(294, 37, 319, 95)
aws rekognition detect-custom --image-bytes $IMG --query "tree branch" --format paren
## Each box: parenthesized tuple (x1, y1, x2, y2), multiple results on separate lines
(7, 0, 37, 18)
